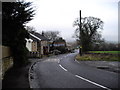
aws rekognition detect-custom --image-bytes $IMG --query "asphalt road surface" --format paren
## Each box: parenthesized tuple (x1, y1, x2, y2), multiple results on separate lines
(29, 51, 119, 89)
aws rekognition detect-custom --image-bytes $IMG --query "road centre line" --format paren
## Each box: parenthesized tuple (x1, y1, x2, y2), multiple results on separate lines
(59, 64, 68, 71)
(58, 58, 62, 64)
(58, 54, 110, 89)
(75, 75, 111, 90)
(75, 59, 80, 63)
(58, 59, 60, 64)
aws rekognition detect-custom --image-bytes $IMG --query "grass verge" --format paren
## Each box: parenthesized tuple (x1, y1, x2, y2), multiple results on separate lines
(88, 51, 120, 54)
(76, 53, 119, 61)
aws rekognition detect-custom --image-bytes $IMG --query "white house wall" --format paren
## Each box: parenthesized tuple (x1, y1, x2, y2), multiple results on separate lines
(26, 39, 33, 51)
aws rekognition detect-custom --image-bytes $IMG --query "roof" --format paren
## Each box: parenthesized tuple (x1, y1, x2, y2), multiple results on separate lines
(30, 33, 41, 41)
(29, 33, 39, 42)
(30, 32, 49, 41)
(53, 38, 66, 43)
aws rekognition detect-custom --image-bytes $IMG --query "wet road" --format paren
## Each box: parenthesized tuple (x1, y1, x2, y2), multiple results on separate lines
(29, 51, 119, 89)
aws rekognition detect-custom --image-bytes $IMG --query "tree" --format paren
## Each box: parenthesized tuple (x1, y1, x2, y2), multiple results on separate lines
(2, 1, 35, 67)
(73, 16, 104, 52)
(43, 31, 60, 41)
(26, 26, 36, 33)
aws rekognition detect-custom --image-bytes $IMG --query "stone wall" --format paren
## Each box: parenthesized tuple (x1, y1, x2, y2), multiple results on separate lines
(1, 45, 13, 78)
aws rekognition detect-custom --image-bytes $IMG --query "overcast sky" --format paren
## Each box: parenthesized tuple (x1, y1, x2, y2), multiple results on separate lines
(25, 0, 119, 42)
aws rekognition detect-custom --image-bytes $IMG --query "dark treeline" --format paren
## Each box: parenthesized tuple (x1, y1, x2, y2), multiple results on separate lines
(91, 42, 119, 51)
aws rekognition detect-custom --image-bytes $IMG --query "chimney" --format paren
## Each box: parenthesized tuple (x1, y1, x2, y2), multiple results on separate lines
(42, 31, 44, 36)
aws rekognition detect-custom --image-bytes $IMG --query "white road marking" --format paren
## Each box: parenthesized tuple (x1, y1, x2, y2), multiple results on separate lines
(58, 58, 63, 63)
(75, 75, 111, 90)
(58, 59, 60, 64)
(75, 59, 80, 63)
(59, 64, 68, 71)
(44, 59, 59, 62)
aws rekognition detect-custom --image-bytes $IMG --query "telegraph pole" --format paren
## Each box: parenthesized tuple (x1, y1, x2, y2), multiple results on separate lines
(79, 10, 82, 56)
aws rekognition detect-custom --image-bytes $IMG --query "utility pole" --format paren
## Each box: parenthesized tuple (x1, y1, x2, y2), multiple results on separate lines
(79, 10, 82, 56)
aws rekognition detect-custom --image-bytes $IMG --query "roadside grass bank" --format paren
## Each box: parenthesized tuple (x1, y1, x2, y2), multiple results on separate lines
(76, 52, 119, 61)
(88, 51, 120, 54)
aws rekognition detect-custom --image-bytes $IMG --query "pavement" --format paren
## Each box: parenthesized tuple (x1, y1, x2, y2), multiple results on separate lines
(0, 60, 2, 90)
(2, 57, 47, 89)
(2, 52, 120, 89)
(2, 63, 31, 89)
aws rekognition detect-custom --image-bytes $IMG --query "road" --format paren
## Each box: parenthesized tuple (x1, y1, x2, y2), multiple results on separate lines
(29, 51, 119, 89)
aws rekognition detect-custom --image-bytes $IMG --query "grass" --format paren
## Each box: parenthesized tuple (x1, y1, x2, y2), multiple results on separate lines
(88, 51, 120, 54)
(76, 53, 119, 61)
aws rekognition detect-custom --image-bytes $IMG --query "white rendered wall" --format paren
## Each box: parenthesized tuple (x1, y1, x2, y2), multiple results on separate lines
(26, 39, 33, 51)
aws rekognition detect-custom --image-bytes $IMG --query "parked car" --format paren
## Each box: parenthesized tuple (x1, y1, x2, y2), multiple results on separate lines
(52, 50, 61, 55)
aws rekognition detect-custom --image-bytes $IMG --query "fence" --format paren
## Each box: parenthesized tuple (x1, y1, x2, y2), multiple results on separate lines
(28, 51, 42, 58)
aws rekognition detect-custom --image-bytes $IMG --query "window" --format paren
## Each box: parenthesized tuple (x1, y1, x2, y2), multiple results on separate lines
(28, 41, 31, 43)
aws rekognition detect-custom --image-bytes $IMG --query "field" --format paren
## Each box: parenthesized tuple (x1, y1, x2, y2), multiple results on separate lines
(76, 51, 119, 61)
(88, 51, 120, 54)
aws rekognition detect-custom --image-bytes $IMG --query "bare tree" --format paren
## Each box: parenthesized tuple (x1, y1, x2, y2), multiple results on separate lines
(43, 31, 60, 41)
(26, 26, 36, 33)
(73, 16, 104, 52)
